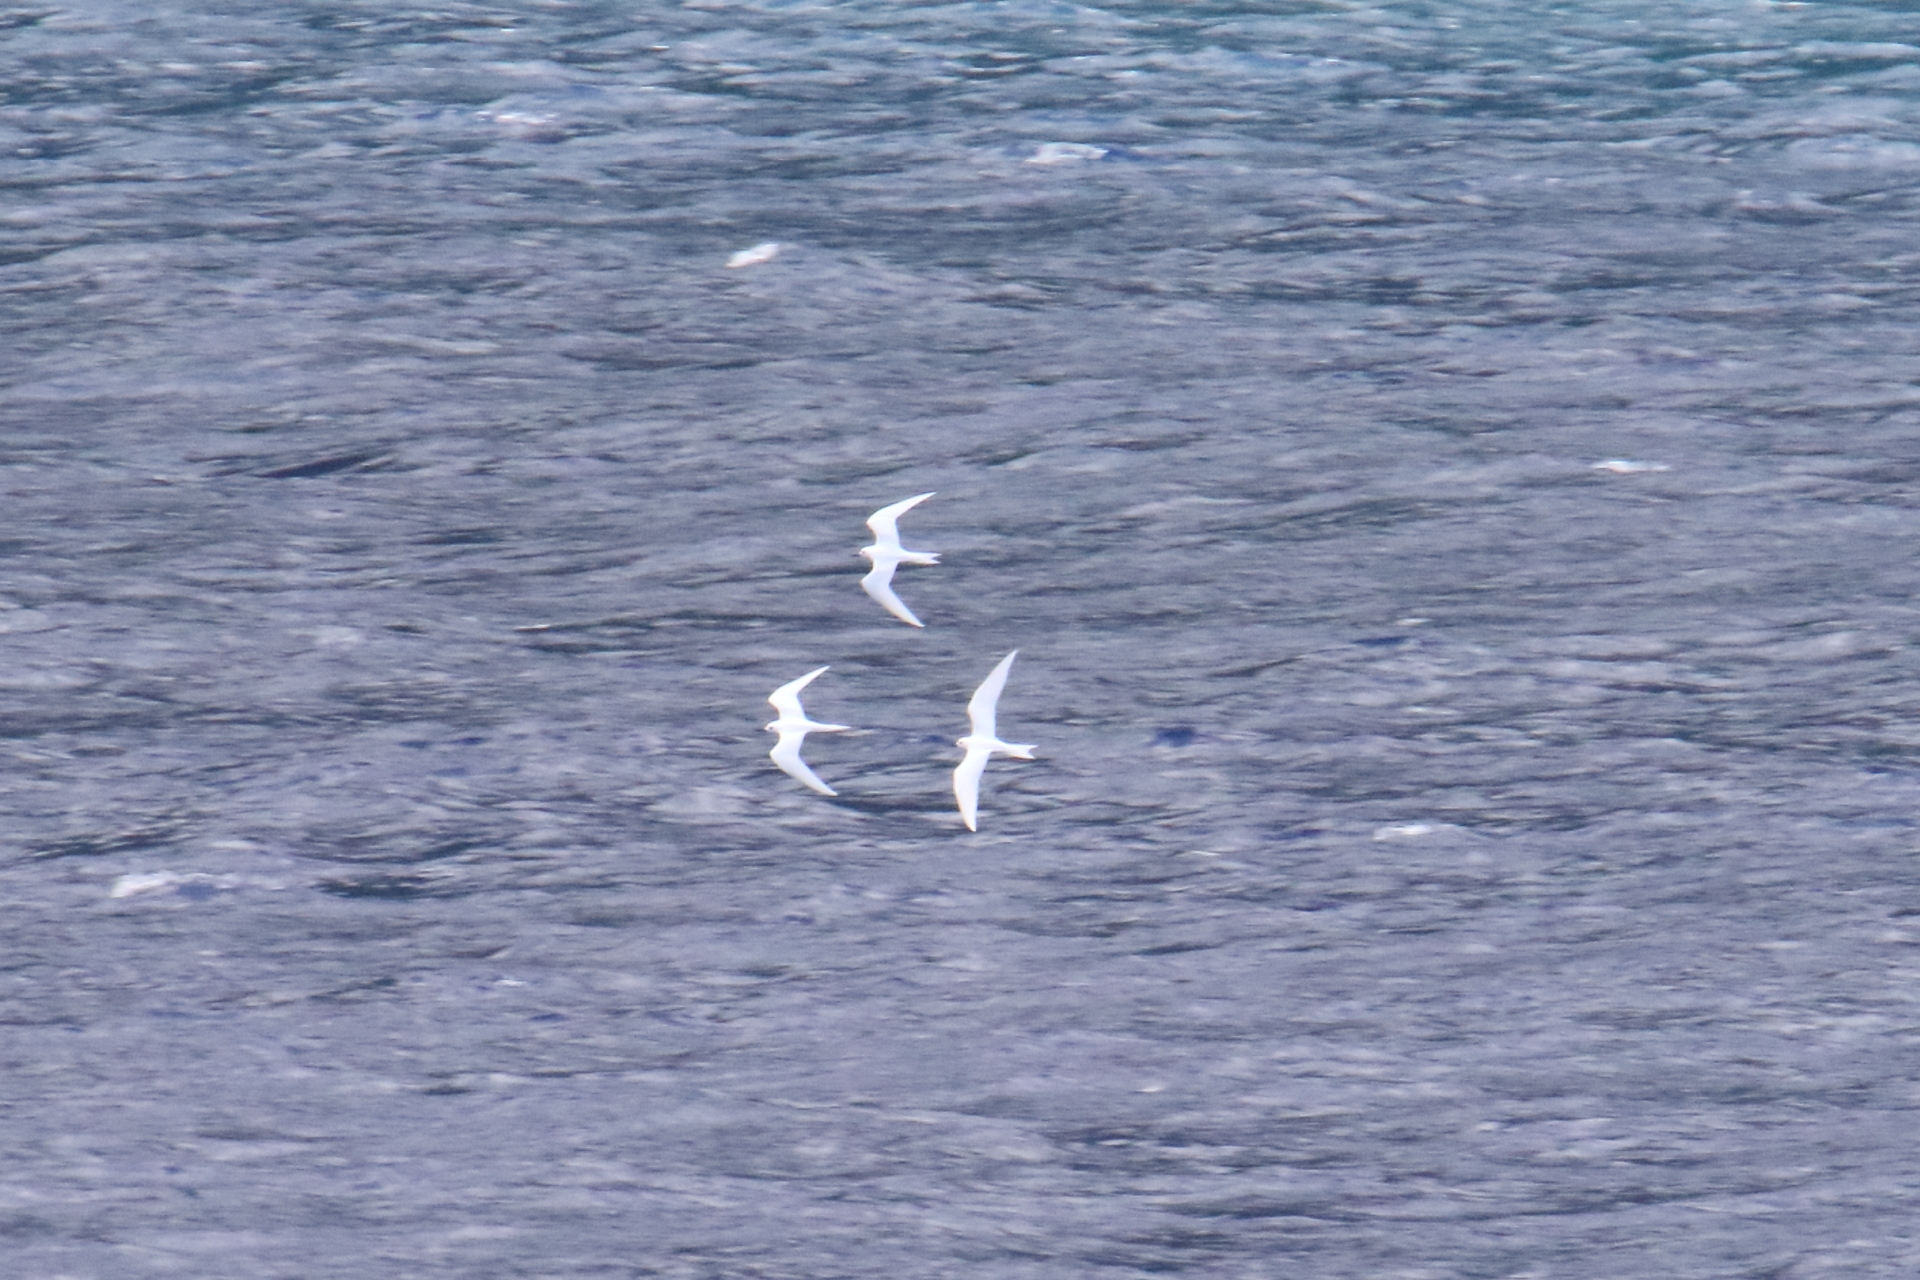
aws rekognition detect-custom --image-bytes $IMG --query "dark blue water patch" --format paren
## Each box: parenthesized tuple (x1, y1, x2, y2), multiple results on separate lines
(27, 827, 184, 861)
(199, 449, 397, 479)
(315, 874, 461, 899)
(1353, 635, 1410, 648)
(1151, 726, 1196, 748)
(309, 976, 402, 1002)
(300, 836, 485, 866)
(1133, 939, 1222, 956)
(1160, 1195, 1362, 1223)
(418, 528, 506, 546)
(0, 1213, 57, 1238)
(569, 910, 642, 929)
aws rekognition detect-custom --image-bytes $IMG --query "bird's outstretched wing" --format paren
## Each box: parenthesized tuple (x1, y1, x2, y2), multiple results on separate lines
(865, 492, 935, 551)
(861, 564, 924, 627)
(771, 731, 837, 796)
(768, 665, 830, 718)
(966, 650, 1019, 740)
(953, 748, 989, 830)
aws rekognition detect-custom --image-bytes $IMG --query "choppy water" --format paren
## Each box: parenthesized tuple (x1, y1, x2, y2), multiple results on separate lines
(7, 2, 1920, 1276)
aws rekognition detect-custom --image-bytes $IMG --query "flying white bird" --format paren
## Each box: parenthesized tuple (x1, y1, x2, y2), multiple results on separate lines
(953, 650, 1036, 831)
(765, 666, 851, 796)
(859, 492, 939, 627)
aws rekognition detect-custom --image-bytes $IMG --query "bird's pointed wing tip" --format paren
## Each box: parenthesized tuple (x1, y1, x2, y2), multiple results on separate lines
(770, 666, 831, 712)
(871, 491, 936, 523)
(863, 576, 923, 626)
(772, 748, 836, 795)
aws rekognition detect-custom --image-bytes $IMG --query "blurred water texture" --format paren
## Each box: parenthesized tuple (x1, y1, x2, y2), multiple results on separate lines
(6, 2, 1920, 1276)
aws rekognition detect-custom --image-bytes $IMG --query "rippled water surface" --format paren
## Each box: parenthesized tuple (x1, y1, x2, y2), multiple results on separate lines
(7, 2, 1920, 1276)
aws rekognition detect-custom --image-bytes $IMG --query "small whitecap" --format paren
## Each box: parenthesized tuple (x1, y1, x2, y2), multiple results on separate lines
(1786, 135, 1920, 170)
(1592, 459, 1670, 474)
(1372, 823, 1436, 842)
(726, 242, 781, 269)
(1026, 142, 1107, 165)
(0, 607, 56, 634)
(474, 108, 567, 140)
(1733, 189, 1840, 219)
(110, 872, 182, 899)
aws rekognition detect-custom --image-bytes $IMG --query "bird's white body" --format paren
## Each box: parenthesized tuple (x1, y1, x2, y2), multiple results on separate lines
(859, 492, 940, 627)
(953, 650, 1036, 831)
(765, 666, 851, 796)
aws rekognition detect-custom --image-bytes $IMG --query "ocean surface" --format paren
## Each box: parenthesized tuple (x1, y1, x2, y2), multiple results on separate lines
(6, 2, 1920, 1276)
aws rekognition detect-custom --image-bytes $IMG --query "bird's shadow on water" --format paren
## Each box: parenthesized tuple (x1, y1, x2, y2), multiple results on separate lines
(315, 871, 467, 900)
(822, 793, 943, 820)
